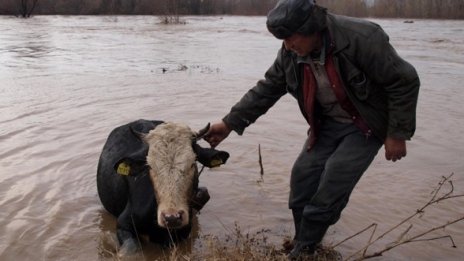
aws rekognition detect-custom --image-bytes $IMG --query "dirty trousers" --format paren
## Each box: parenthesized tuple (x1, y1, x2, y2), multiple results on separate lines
(289, 119, 383, 247)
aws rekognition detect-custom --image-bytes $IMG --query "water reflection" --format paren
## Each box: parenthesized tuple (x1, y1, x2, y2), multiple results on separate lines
(97, 209, 201, 260)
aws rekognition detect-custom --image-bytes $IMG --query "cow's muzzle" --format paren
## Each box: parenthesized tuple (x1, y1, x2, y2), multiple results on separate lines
(161, 209, 185, 229)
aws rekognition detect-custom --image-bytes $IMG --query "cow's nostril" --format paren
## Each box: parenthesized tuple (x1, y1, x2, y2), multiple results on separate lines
(162, 211, 184, 228)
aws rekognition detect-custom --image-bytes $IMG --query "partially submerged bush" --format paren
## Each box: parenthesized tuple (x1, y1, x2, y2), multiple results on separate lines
(159, 15, 186, 25)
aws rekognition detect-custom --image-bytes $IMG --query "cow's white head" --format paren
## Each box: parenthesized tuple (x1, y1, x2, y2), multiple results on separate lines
(144, 122, 206, 229)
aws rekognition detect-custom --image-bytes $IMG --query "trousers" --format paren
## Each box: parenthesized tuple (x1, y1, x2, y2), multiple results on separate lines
(289, 118, 382, 247)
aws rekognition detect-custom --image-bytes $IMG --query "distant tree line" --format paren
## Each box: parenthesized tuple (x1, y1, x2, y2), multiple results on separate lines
(18, 0, 38, 17)
(0, 0, 462, 19)
(319, 0, 464, 19)
(0, 0, 277, 16)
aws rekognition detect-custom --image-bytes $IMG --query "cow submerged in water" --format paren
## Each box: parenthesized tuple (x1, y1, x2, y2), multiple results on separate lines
(97, 119, 229, 254)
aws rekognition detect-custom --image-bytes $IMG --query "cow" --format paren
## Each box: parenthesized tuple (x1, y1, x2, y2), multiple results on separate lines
(97, 119, 229, 254)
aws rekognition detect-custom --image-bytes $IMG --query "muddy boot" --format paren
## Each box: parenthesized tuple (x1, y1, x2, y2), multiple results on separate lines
(288, 217, 329, 260)
(191, 186, 210, 211)
(287, 241, 316, 260)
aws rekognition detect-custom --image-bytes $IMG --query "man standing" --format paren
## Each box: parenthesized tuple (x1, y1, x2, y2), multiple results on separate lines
(204, 0, 420, 259)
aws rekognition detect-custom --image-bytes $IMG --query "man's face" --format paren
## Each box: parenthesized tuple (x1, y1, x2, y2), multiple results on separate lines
(283, 32, 322, 57)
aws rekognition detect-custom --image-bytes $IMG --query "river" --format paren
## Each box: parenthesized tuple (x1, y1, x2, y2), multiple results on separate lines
(0, 15, 463, 260)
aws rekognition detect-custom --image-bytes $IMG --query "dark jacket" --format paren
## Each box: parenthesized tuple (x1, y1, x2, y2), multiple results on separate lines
(223, 14, 420, 141)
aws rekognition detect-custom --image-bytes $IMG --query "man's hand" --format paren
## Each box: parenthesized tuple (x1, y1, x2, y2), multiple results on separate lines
(203, 121, 232, 148)
(384, 137, 407, 162)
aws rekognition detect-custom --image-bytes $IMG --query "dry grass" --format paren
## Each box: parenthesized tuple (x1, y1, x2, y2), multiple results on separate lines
(168, 223, 339, 261)
(188, 223, 288, 261)
(97, 222, 339, 260)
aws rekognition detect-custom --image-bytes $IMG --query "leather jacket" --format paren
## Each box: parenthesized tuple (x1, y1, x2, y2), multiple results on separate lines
(223, 14, 420, 141)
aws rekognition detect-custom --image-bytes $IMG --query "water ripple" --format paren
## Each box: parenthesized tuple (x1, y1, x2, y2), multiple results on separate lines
(0, 16, 463, 261)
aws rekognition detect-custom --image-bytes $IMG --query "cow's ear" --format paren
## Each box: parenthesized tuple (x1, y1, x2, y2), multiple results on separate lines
(129, 125, 148, 143)
(193, 143, 230, 168)
(114, 158, 148, 176)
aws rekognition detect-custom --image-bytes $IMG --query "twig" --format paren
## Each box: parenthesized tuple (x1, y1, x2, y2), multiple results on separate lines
(410, 235, 456, 247)
(361, 216, 464, 259)
(258, 144, 264, 181)
(430, 173, 454, 202)
(429, 174, 449, 201)
(394, 224, 413, 245)
(332, 223, 377, 248)
(362, 223, 378, 258)
(404, 216, 463, 245)
(342, 174, 464, 260)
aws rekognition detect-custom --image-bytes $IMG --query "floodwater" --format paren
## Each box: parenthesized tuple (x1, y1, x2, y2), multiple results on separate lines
(0, 15, 463, 260)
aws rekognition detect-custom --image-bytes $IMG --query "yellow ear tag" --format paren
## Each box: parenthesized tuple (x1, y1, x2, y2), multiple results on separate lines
(117, 162, 131, 176)
(210, 159, 223, 168)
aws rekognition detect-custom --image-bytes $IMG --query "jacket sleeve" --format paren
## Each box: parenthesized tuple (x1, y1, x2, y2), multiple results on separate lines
(222, 48, 289, 135)
(357, 27, 420, 140)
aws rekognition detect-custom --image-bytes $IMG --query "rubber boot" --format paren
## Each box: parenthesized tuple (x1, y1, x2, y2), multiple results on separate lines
(288, 217, 329, 260)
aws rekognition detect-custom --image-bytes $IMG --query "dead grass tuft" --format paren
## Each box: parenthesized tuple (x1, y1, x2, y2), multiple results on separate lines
(189, 222, 287, 261)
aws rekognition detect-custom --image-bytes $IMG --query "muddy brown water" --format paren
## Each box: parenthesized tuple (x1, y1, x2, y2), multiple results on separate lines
(0, 16, 463, 260)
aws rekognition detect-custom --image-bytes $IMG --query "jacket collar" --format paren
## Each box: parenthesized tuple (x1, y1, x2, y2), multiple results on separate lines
(326, 14, 349, 54)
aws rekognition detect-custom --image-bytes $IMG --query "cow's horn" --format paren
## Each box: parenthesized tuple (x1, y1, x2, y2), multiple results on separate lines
(196, 123, 211, 140)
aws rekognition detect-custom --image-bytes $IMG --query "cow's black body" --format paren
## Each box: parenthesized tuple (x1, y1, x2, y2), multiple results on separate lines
(97, 120, 198, 248)
(97, 119, 162, 217)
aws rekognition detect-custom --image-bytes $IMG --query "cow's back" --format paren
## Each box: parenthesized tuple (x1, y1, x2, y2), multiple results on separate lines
(97, 119, 163, 216)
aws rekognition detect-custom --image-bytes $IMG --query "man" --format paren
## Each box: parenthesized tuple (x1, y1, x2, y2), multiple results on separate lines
(204, 0, 420, 259)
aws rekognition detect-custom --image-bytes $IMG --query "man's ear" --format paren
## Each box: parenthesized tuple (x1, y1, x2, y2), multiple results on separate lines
(114, 158, 148, 176)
